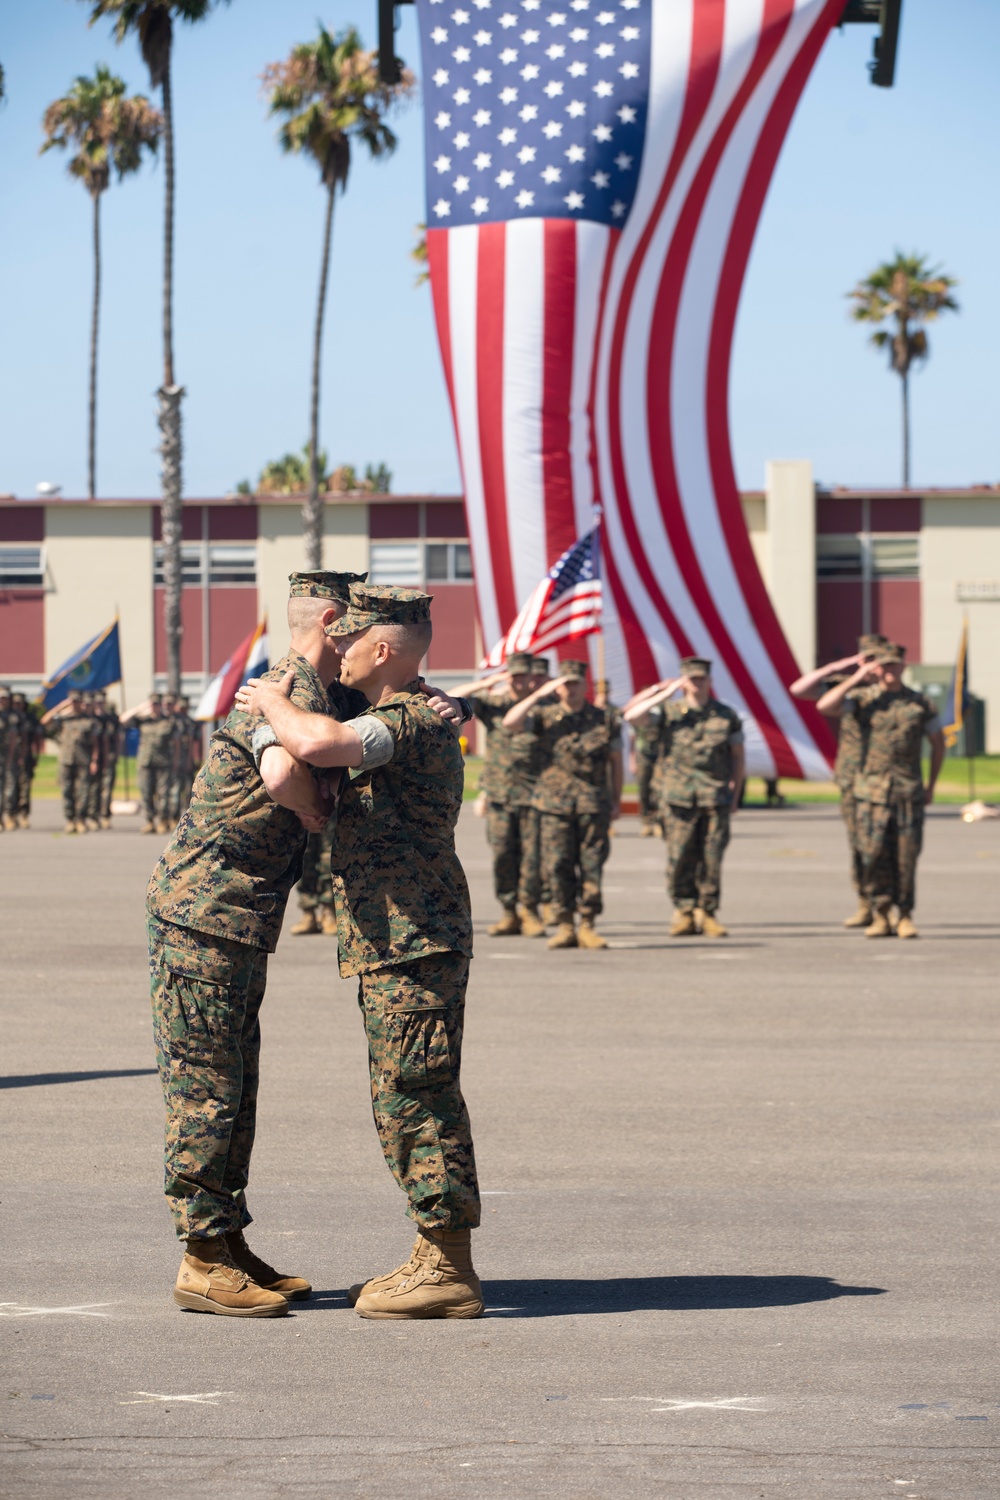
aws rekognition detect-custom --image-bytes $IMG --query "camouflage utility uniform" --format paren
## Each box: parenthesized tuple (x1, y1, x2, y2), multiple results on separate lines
(528, 702, 621, 924)
(297, 823, 336, 917)
(653, 699, 743, 915)
(98, 706, 121, 821)
(167, 710, 200, 823)
(633, 716, 660, 831)
(0, 697, 15, 825)
(146, 652, 366, 1239)
(847, 684, 939, 917)
(53, 708, 97, 825)
(470, 690, 542, 915)
(331, 687, 479, 1233)
(12, 701, 41, 822)
(136, 714, 176, 827)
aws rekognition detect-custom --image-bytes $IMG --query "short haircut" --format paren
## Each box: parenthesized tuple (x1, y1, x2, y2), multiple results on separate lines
(287, 595, 336, 634)
(373, 619, 433, 661)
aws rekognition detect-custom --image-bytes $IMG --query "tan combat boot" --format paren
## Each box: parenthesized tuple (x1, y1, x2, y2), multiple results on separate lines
(64, 820, 78, 835)
(896, 913, 919, 940)
(547, 921, 577, 949)
(699, 912, 728, 938)
(354, 1228, 484, 1320)
(865, 907, 894, 938)
(19, 813, 30, 828)
(156, 819, 171, 834)
(669, 910, 696, 937)
(290, 909, 320, 935)
(347, 1232, 427, 1307)
(517, 905, 547, 938)
(100, 816, 111, 829)
(577, 920, 608, 950)
(75, 819, 89, 834)
(3, 814, 16, 832)
(223, 1228, 312, 1300)
(541, 903, 557, 927)
(319, 907, 339, 936)
(174, 1237, 288, 1317)
(640, 821, 654, 838)
(843, 902, 872, 928)
(488, 910, 521, 937)
(86, 818, 100, 832)
(141, 821, 155, 834)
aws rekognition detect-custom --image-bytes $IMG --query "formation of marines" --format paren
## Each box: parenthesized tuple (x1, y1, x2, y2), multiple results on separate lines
(0, 685, 44, 831)
(121, 692, 202, 833)
(793, 635, 945, 939)
(146, 571, 483, 1320)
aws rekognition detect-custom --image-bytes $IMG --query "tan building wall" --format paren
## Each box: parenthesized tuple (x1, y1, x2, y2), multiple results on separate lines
(256, 501, 369, 658)
(44, 504, 152, 709)
(740, 492, 768, 585)
(922, 495, 1000, 753)
(764, 460, 815, 675)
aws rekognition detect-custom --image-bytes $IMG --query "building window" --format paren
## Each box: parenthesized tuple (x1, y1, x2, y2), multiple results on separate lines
(0, 545, 45, 586)
(816, 535, 863, 579)
(426, 542, 473, 582)
(208, 544, 257, 585)
(370, 541, 474, 586)
(154, 543, 257, 587)
(870, 534, 919, 579)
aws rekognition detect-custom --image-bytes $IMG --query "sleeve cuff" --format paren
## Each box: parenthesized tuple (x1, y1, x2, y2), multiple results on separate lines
(342, 714, 396, 770)
(251, 723, 282, 769)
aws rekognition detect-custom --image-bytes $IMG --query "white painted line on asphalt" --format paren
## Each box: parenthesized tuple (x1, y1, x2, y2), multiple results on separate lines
(120, 1391, 232, 1405)
(601, 1395, 767, 1413)
(0, 1302, 113, 1318)
(489, 954, 527, 960)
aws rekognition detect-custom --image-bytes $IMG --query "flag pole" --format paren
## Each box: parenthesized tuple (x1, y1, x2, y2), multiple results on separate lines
(115, 604, 130, 803)
(593, 509, 605, 694)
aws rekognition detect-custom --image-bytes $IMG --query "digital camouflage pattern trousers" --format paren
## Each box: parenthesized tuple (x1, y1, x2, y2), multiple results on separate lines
(855, 796, 924, 915)
(139, 763, 171, 825)
(486, 802, 541, 912)
(297, 822, 336, 912)
(148, 914, 267, 1240)
(540, 810, 611, 923)
(636, 756, 656, 825)
(60, 761, 91, 823)
(358, 951, 480, 1233)
(839, 790, 865, 897)
(665, 804, 730, 914)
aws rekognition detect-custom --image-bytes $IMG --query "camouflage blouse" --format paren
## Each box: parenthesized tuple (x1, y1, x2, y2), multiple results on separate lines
(526, 700, 622, 816)
(52, 712, 97, 767)
(469, 689, 541, 807)
(331, 686, 473, 977)
(651, 697, 743, 809)
(847, 684, 940, 803)
(146, 652, 366, 952)
(135, 715, 176, 769)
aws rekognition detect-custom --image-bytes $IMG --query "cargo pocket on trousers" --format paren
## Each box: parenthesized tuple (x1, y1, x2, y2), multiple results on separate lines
(397, 1011, 451, 1093)
(160, 942, 234, 1068)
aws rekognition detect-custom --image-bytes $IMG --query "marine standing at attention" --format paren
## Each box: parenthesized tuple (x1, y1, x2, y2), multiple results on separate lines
(145, 570, 370, 1317)
(791, 633, 888, 927)
(451, 652, 547, 939)
(816, 642, 944, 940)
(502, 659, 623, 952)
(236, 584, 483, 1321)
(625, 657, 744, 939)
(122, 693, 176, 834)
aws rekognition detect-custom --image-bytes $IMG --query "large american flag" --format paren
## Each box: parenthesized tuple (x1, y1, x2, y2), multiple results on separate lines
(482, 526, 602, 665)
(418, 0, 842, 778)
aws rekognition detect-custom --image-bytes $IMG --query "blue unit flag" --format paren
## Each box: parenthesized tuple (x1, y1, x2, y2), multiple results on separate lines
(38, 619, 122, 709)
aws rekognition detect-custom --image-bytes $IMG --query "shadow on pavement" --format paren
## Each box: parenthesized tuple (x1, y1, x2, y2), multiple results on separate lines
(0, 1069, 158, 1090)
(480, 1274, 887, 1315)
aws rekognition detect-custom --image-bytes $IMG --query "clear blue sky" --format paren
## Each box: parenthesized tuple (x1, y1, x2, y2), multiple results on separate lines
(1, 0, 997, 500)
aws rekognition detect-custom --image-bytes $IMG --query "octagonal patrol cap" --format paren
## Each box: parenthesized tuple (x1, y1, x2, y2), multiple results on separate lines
(559, 659, 589, 681)
(857, 632, 888, 656)
(530, 655, 550, 676)
(0, 684, 10, 699)
(325, 583, 433, 637)
(289, 569, 368, 604)
(873, 641, 905, 665)
(680, 655, 711, 678)
(506, 651, 534, 676)
(149, 691, 164, 704)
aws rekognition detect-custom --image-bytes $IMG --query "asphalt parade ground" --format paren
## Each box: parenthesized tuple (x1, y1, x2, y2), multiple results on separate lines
(2, 799, 998, 1499)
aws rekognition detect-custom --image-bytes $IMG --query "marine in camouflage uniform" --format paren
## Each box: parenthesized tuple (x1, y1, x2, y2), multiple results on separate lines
(97, 698, 121, 826)
(290, 822, 337, 935)
(504, 659, 623, 951)
(144, 568, 368, 1317)
(645, 658, 744, 937)
(10, 692, 41, 827)
(819, 643, 944, 939)
(42, 690, 99, 832)
(633, 716, 660, 836)
(0, 686, 14, 830)
(164, 697, 201, 825)
(463, 651, 544, 936)
(127, 695, 176, 833)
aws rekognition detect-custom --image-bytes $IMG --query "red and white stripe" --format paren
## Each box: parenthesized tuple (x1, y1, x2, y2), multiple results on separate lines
(194, 619, 269, 722)
(427, 0, 841, 778)
(482, 573, 603, 668)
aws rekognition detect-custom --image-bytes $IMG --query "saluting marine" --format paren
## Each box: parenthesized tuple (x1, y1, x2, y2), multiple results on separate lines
(502, 658, 623, 952)
(791, 633, 888, 927)
(41, 688, 99, 834)
(625, 657, 744, 938)
(817, 642, 944, 939)
(122, 693, 176, 834)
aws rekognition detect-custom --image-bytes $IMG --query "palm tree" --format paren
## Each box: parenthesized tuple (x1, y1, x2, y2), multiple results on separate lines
(412, 224, 428, 287)
(41, 67, 160, 499)
(256, 445, 329, 496)
(848, 252, 959, 487)
(262, 26, 411, 569)
(86, 0, 229, 693)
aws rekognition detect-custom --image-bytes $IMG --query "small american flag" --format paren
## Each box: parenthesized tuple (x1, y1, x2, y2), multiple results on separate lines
(482, 526, 602, 666)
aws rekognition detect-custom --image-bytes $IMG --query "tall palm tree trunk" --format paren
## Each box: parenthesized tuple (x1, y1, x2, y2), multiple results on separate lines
(901, 367, 910, 488)
(305, 183, 336, 570)
(88, 192, 102, 500)
(158, 52, 184, 694)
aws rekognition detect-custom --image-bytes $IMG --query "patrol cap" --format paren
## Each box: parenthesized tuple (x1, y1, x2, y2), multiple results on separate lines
(325, 583, 433, 637)
(559, 659, 589, 681)
(0, 684, 10, 697)
(857, 632, 888, 655)
(149, 691, 163, 703)
(874, 642, 905, 665)
(680, 655, 711, 678)
(288, 569, 368, 603)
(506, 651, 534, 675)
(530, 655, 550, 675)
